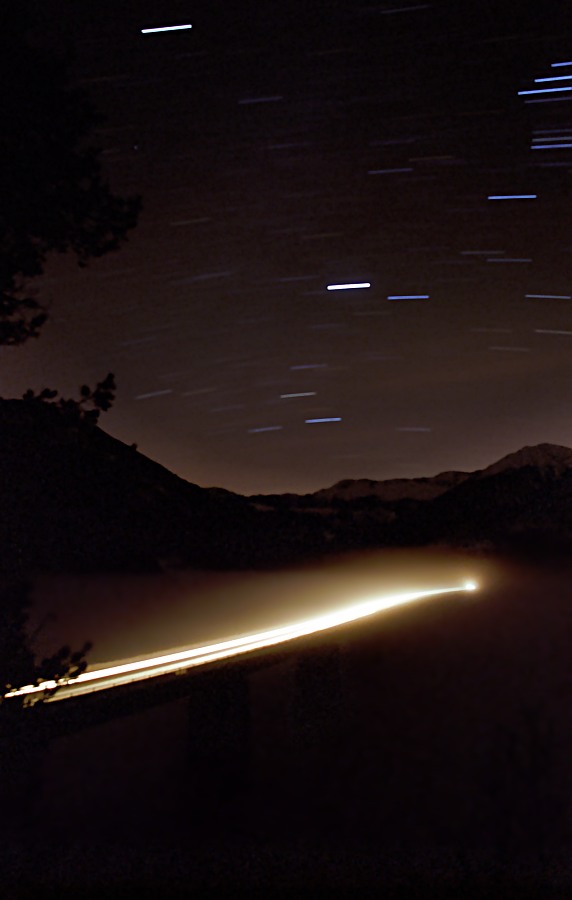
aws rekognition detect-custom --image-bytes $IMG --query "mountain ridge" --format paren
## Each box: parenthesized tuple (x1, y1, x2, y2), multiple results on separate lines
(249, 441, 572, 559)
(251, 442, 572, 506)
(475, 443, 572, 479)
(1, 395, 571, 572)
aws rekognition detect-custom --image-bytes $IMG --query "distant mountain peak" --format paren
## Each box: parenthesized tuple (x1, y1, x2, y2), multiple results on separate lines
(313, 470, 469, 503)
(478, 443, 572, 479)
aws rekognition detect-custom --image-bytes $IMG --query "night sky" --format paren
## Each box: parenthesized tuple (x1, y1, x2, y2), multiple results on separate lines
(5, 1, 572, 495)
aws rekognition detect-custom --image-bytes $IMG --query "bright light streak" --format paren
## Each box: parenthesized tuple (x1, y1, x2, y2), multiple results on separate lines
(518, 86, 572, 95)
(305, 417, 342, 424)
(141, 24, 193, 33)
(534, 75, 572, 83)
(280, 392, 317, 399)
(525, 294, 571, 300)
(531, 143, 572, 149)
(488, 195, 537, 200)
(535, 329, 572, 336)
(551, 61, 572, 68)
(327, 283, 371, 291)
(248, 426, 283, 433)
(387, 294, 430, 300)
(4, 582, 478, 702)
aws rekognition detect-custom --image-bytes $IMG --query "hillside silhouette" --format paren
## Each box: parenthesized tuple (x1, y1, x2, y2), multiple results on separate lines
(2, 397, 572, 574)
(0, 398, 330, 573)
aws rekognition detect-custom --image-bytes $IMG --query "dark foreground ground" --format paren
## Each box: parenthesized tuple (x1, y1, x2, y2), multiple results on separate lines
(3, 556, 572, 897)
(4, 841, 572, 900)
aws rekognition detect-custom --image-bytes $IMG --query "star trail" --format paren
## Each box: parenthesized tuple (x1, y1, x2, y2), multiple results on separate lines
(6, 0, 572, 495)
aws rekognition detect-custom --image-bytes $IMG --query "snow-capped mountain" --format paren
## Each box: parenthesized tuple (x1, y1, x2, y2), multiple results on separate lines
(412, 443, 572, 553)
(253, 442, 572, 558)
(308, 443, 572, 504)
(1, 393, 571, 574)
(476, 443, 572, 480)
(312, 470, 469, 503)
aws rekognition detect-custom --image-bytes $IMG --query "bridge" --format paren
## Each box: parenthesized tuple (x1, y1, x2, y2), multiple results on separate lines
(5, 582, 477, 812)
(5, 569, 571, 885)
(8, 581, 476, 716)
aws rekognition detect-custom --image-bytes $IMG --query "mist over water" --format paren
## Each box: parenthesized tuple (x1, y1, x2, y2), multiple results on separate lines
(27, 549, 492, 668)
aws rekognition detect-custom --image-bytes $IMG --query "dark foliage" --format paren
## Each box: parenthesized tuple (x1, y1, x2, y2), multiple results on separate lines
(0, 581, 91, 705)
(22, 372, 117, 425)
(0, 4, 135, 822)
(0, 5, 140, 345)
(0, 582, 35, 696)
(0, 582, 91, 835)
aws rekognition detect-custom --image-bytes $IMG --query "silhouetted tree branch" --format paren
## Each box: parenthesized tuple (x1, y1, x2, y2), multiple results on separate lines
(0, 5, 141, 345)
(0, 5, 137, 831)
(0, 581, 92, 707)
(22, 372, 117, 426)
(0, 582, 92, 834)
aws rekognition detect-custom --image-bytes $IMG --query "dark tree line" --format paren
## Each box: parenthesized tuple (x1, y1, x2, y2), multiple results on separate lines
(0, 5, 140, 346)
(0, 3, 141, 825)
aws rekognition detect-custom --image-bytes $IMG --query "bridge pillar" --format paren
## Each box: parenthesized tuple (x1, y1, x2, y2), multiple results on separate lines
(186, 666, 250, 816)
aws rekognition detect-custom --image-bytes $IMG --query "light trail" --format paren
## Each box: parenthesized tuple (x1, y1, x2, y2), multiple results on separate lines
(327, 283, 371, 291)
(533, 128, 572, 134)
(524, 96, 572, 104)
(487, 194, 537, 200)
(535, 75, 572, 83)
(525, 293, 571, 300)
(5, 582, 477, 703)
(518, 86, 572, 96)
(305, 417, 342, 424)
(280, 392, 317, 399)
(141, 24, 193, 34)
(488, 345, 530, 352)
(290, 363, 328, 370)
(534, 329, 572, 336)
(135, 389, 173, 400)
(531, 143, 572, 149)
